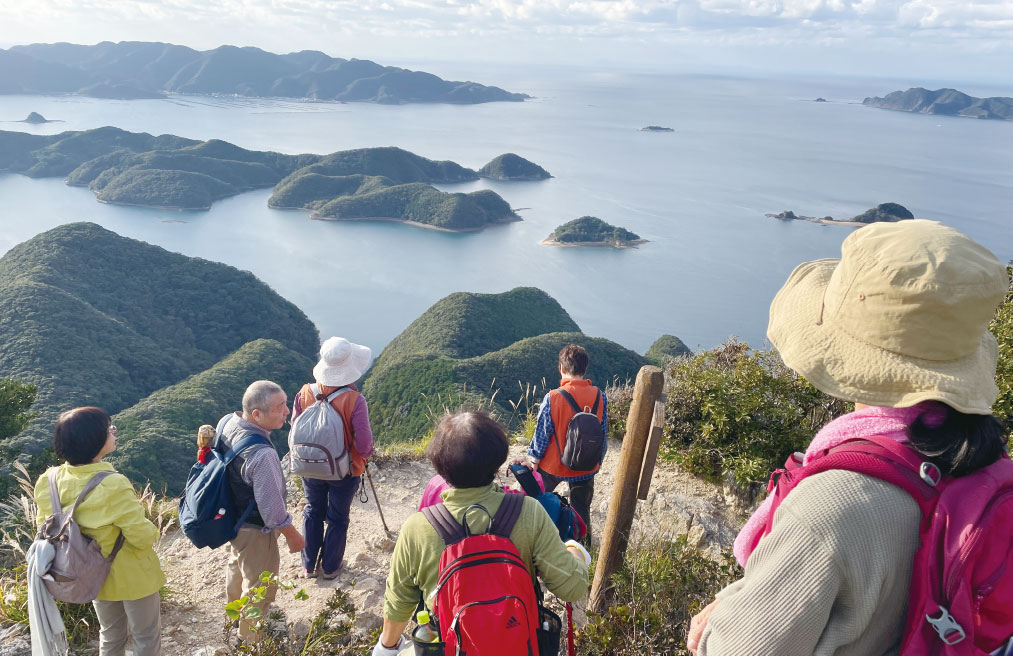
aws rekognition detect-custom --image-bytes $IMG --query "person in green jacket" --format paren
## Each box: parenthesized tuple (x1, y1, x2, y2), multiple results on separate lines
(374, 410, 590, 656)
(34, 407, 165, 656)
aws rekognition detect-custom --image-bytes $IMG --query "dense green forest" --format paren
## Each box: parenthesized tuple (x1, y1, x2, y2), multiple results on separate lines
(268, 173, 393, 209)
(111, 339, 314, 495)
(646, 334, 693, 364)
(478, 153, 552, 180)
(0, 223, 318, 455)
(549, 216, 642, 245)
(362, 288, 645, 442)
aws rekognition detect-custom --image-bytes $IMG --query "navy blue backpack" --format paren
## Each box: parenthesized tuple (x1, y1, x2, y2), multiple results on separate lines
(178, 422, 269, 549)
(509, 465, 587, 542)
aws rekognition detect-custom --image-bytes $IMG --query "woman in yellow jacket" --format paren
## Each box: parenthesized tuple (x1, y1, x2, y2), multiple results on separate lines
(34, 407, 165, 656)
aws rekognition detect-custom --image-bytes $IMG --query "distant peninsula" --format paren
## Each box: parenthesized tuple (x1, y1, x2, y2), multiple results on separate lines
(0, 41, 528, 105)
(767, 203, 914, 227)
(542, 216, 645, 247)
(0, 127, 541, 231)
(863, 88, 1013, 121)
(478, 153, 551, 180)
(641, 125, 674, 132)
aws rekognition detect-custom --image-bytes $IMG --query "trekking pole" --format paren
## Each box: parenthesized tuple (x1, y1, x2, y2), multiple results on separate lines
(364, 465, 392, 535)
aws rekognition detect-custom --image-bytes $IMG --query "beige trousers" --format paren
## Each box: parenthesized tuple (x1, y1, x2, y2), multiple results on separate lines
(226, 526, 280, 641)
(92, 591, 162, 656)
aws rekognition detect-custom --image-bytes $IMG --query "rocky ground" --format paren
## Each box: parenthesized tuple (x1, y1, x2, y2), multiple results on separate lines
(2, 440, 746, 655)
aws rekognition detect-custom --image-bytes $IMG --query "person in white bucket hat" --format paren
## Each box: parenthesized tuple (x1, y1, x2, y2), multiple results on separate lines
(290, 337, 375, 579)
(688, 220, 1011, 656)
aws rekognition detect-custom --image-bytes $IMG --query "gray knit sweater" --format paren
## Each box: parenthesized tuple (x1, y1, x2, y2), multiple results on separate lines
(699, 470, 921, 656)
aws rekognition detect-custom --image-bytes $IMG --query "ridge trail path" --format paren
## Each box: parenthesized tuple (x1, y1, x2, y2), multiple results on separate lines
(156, 441, 743, 655)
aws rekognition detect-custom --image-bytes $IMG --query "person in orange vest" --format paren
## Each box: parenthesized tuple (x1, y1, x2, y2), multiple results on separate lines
(521, 343, 607, 545)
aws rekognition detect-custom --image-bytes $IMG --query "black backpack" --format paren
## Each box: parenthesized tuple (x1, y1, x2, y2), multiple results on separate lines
(554, 389, 604, 472)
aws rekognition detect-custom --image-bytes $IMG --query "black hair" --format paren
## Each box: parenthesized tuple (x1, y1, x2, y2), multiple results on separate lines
(559, 344, 589, 377)
(907, 403, 1007, 477)
(426, 411, 509, 489)
(53, 407, 111, 466)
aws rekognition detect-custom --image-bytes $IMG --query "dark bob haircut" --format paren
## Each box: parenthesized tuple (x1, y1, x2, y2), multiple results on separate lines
(558, 344, 588, 377)
(426, 411, 508, 489)
(53, 407, 111, 466)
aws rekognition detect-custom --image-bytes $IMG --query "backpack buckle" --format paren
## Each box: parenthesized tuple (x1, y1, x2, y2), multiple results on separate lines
(919, 462, 942, 487)
(925, 606, 965, 645)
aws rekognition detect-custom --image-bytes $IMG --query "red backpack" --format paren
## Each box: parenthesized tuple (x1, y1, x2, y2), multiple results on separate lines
(746, 436, 1013, 655)
(421, 494, 540, 655)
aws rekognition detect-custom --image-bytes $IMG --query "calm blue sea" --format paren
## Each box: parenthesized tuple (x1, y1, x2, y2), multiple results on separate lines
(0, 68, 1010, 356)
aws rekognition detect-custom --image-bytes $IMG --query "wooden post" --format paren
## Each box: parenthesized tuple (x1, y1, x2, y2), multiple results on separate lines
(637, 397, 666, 500)
(588, 365, 664, 613)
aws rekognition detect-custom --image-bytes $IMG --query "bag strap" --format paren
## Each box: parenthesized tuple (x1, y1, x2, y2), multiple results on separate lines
(511, 465, 543, 498)
(65, 471, 117, 518)
(489, 493, 524, 539)
(422, 502, 467, 546)
(556, 389, 582, 414)
(223, 432, 271, 467)
(590, 391, 600, 416)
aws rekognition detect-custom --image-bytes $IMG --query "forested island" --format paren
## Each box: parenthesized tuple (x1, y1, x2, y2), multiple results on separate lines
(0, 128, 541, 231)
(641, 125, 674, 132)
(863, 88, 1013, 121)
(19, 112, 57, 124)
(0, 41, 527, 105)
(766, 203, 914, 226)
(478, 153, 551, 180)
(542, 216, 645, 247)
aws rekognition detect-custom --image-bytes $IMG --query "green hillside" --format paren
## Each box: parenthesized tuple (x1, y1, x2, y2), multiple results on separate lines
(0, 223, 319, 452)
(268, 173, 394, 209)
(646, 334, 693, 364)
(277, 146, 478, 186)
(313, 183, 517, 230)
(111, 339, 314, 495)
(362, 287, 644, 443)
(478, 153, 551, 180)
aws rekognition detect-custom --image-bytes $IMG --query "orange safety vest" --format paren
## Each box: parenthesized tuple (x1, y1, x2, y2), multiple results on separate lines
(297, 383, 367, 477)
(539, 378, 603, 478)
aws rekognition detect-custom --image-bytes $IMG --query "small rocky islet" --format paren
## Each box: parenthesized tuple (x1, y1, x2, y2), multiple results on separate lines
(766, 203, 914, 226)
(542, 216, 646, 248)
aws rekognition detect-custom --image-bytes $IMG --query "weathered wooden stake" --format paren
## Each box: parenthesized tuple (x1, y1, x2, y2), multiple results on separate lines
(588, 365, 664, 613)
(637, 397, 666, 500)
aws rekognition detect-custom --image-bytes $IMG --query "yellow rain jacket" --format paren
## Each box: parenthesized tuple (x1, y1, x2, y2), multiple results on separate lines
(34, 462, 165, 602)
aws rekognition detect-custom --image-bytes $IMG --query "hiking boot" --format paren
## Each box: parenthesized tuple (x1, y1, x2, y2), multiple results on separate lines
(320, 569, 339, 580)
(301, 568, 318, 579)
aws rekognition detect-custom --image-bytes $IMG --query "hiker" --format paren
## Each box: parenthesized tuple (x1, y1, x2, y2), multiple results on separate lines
(290, 336, 375, 580)
(374, 410, 591, 655)
(32, 407, 165, 656)
(521, 343, 607, 544)
(417, 469, 545, 510)
(216, 380, 305, 641)
(689, 220, 1012, 655)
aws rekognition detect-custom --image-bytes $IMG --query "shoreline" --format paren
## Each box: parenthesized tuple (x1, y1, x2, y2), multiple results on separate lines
(310, 214, 520, 233)
(765, 213, 866, 227)
(540, 238, 647, 249)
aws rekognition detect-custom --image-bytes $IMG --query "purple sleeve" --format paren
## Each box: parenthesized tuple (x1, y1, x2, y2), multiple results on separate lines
(292, 388, 304, 420)
(351, 395, 374, 459)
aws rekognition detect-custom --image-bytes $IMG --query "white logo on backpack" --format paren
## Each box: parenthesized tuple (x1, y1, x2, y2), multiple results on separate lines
(288, 384, 353, 480)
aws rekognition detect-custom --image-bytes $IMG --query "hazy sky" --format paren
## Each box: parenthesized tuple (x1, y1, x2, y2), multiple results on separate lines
(1, 0, 1011, 84)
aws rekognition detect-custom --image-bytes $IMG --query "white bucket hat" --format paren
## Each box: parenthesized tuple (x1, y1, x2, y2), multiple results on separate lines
(313, 337, 373, 387)
(767, 219, 1008, 414)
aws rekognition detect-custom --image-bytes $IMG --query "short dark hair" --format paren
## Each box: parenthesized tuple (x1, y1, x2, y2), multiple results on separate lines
(907, 402, 1007, 476)
(558, 344, 588, 376)
(426, 411, 508, 489)
(53, 407, 110, 466)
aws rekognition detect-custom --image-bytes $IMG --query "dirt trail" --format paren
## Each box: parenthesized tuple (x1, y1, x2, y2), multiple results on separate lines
(155, 441, 744, 655)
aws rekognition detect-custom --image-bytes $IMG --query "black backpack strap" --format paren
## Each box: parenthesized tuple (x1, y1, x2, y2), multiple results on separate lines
(489, 493, 524, 539)
(224, 432, 271, 466)
(556, 389, 582, 414)
(422, 502, 467, 546)
(591, 390, 601, 415)
(510, 465, 543, 498)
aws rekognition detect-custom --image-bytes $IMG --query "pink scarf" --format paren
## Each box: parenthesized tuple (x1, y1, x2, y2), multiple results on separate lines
(732, 403, 943, 567)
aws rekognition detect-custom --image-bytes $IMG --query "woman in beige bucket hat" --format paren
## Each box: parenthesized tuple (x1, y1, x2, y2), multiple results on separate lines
(688, 220, 1010, 656)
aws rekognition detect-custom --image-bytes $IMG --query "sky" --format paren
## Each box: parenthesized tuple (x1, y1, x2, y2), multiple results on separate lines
(0, 0, 1012, 84)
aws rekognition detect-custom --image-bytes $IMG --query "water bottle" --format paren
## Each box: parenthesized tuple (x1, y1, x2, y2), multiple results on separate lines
(415, 610, 439, 643)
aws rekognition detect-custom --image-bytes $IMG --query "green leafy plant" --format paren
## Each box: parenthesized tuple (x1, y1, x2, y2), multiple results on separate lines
(990, 265, 1013, 433)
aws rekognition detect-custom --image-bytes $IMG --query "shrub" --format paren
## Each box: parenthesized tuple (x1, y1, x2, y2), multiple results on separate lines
(578, 536, 741, 656)
(991, 265, 1013, 433)
(661, 340, 851, 486)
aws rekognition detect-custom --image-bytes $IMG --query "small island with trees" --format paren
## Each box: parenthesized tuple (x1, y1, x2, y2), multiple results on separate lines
(766, 202, 914, 227)
(640, 125, 674, 132)
(542, 216, 646, 248)
(19, 112, 58, 123)
(478, 153, 551, 180)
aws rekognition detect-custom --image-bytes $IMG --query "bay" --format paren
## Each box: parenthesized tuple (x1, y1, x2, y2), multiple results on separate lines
(0, 68, 1010, 356)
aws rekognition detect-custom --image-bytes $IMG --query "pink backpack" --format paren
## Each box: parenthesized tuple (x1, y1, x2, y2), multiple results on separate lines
(747, 436, 1013, 655)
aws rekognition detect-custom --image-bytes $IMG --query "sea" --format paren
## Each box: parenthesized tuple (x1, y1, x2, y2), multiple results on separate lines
(0, 67, 1010, 356)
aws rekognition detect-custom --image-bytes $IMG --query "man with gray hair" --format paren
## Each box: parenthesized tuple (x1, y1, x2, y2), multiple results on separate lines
(214, 380, 305, 641)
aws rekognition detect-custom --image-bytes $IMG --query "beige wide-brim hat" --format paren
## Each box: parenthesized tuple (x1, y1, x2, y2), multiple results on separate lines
(767, 219, 1008, 414)
(313, 337, 373, 387)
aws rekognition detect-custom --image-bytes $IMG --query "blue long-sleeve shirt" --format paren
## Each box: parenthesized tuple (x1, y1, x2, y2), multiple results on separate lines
(527, 388, 608, 482)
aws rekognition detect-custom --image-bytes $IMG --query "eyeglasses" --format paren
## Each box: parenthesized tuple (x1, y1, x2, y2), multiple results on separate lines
(108, 425, 118, 434)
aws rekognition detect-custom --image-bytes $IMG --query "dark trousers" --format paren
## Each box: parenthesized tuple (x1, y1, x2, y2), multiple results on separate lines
(538, 469, 595, 545)
(301, 475, 360, 574)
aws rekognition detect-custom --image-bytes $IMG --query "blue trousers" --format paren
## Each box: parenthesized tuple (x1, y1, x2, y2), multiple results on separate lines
(301, 475, 360, 574)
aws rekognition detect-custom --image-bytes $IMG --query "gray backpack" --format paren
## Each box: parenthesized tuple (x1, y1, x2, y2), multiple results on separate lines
(37, 470, 124, 603)
(288, 384, 353, 480)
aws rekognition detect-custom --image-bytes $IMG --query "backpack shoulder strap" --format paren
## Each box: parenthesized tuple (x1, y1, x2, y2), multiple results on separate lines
(490, 492, 524, 539)
(47, 470, 63, 515)
(224, 432, 271, 466)
(555, 389, 582, 414)
(65, 471, 117, 519)
(422, 502, 467, 546)
(326, 386, 352, 403)
(591, 389, 601, 415)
